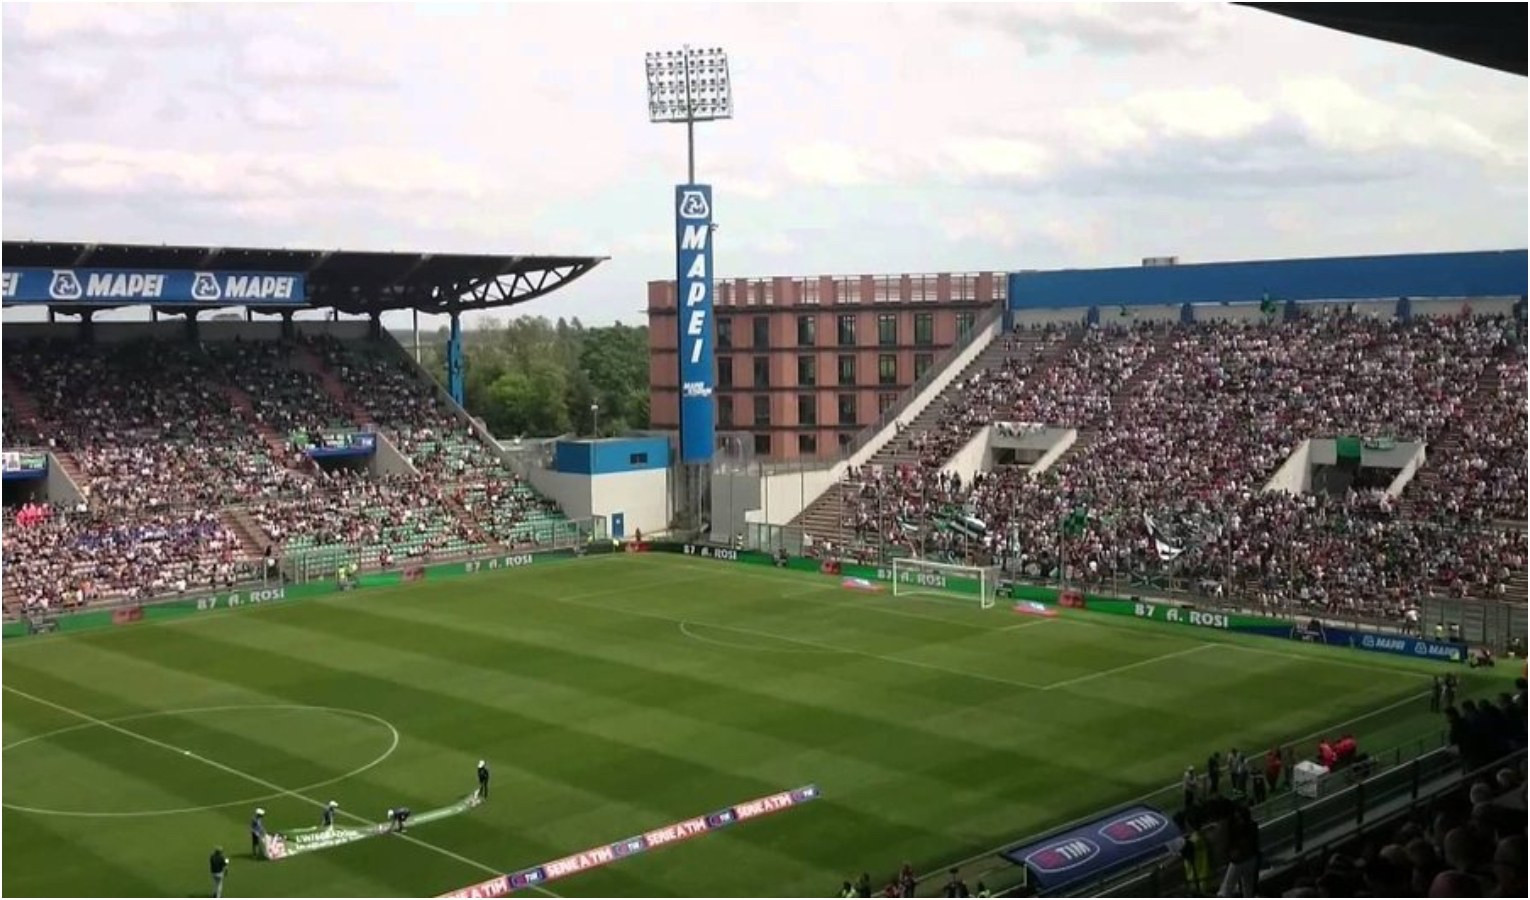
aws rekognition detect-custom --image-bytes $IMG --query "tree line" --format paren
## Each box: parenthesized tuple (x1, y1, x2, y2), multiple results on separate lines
(414, 317, 650, 439)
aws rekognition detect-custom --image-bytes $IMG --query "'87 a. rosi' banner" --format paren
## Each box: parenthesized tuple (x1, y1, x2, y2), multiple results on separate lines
(2, 268, 307, 306)
(675, 184, 716, 465)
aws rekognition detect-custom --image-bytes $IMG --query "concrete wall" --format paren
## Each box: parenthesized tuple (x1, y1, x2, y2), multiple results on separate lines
(370, 432, 419, 478)
(1386, 445, 1428, 498)
(44, 454, 85, 507)
(710, 471, 762, 542)
(941, 426, 994, 481)
(527, 467, 594, 522)
(1027, 428, 1078, 475)
(1264, 439, 1314, 494)
(589, 468, 670, 538)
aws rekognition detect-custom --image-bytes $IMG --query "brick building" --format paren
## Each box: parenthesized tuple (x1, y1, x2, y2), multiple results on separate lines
(648, 272, 1006, 460)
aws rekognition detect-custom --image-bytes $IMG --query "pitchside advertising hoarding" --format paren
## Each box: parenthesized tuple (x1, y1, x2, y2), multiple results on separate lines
(1, 267, 306, 306)
(674, 183, 716, 464)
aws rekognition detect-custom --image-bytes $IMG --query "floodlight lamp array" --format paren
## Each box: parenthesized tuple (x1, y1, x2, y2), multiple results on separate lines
(645, 47, 733, 122)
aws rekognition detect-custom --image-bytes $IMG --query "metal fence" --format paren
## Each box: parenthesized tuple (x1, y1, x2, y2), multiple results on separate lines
(282, 516, 605, 584)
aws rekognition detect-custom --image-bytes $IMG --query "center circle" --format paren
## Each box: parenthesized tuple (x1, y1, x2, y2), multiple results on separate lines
(2, 704, 399, 818)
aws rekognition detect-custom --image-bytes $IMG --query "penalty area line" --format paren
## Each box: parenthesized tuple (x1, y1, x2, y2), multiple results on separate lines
(1, 685, 560, 898)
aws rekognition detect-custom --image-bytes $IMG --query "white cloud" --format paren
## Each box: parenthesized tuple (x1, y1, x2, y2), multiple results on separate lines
(946, 2, 1233, 56)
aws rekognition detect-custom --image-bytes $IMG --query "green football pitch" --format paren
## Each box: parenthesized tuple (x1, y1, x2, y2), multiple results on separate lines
(2, 552, 1505, 897)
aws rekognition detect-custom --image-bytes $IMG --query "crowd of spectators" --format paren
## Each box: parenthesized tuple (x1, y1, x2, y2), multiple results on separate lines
(204, 338, 354, 444)
(2, 505, 246, 612)
(2, 334, 576, 612)
(304, 334, 509, 480)
(830, 313, 1528, 615)
(4, 339, 300, 510)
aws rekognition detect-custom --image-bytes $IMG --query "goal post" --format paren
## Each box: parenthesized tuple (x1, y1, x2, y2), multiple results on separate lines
(890, 557, 999, 609)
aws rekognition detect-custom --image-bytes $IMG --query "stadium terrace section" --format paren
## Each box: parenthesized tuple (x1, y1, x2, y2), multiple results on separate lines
(1, 328, 579, 615)
(798, 312, 1528, 624)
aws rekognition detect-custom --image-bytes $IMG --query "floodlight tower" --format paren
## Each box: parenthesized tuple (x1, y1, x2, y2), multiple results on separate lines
(645, 46, 733, 182)
(645, 46, 732, 537)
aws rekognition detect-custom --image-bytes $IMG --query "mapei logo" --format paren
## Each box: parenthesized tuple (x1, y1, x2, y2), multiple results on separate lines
(192, 272, 223, 302)
(1099, 811, 1170, 845)
(1026, 838, 1100, 873)
(49, 270, 83, 301)
(682, 381, 713, 399)
(678, 189, 710, 220)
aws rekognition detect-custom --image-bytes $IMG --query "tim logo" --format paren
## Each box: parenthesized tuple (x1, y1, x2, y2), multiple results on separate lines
(49, 270, 83, 300)
(678, 189, 710, 219)
(611, 839, 643, 858)
(1026, 838, 1099, 873)
(1100, 811, 1169, 845)
(192, 272, 223, 302)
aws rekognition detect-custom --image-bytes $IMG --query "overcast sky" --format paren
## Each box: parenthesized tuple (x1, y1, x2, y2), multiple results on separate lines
(2, 2, 1525, 330)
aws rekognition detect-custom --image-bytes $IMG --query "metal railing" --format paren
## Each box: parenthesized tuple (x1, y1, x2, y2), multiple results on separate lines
(282, 516, 604, 584)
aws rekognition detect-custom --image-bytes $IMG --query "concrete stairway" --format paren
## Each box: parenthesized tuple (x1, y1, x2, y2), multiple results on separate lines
(293, 346, 376, 428)
(791, 330, 1069, 546)
(221, 385, 303, 471)
(222, 509, 269, 560)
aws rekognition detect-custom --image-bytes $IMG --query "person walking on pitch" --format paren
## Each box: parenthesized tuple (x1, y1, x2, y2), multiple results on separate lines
(321, 800, 338, 829)
(477, 760, 490, 799)
(388, 807, 411, 833)
(250, 808, 266, 859)
(210, 847, 229, 898)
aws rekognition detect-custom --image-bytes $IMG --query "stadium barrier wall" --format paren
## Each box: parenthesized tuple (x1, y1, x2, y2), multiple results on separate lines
(653, 543, 1468, 664)
(2, 545, 612, 641)
(7, 541, 1465, 665)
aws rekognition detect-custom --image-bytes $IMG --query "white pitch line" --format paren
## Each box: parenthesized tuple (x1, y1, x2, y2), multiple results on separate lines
(545, 593, 1048, 691)
(2, 685, 561, 898)
(1040, 643, 1215, 691)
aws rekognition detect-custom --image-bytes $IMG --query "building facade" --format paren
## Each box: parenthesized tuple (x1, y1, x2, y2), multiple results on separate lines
(648, 272, 1006, 460)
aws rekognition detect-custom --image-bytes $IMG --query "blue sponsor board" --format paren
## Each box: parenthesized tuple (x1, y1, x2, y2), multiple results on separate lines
(1341, 629, 1465, 662)
(674, 184, 716, 464)
(2, 267, 306, 306)
(1000, 805, 1180, 894)
(304, 432, 377, 460)
(2, 451, 47, 482)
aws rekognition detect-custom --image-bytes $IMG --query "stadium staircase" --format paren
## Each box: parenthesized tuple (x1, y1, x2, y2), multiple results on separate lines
(1397, 359, 1506, 523)
(293, 346, 376, 428)
(791, 329, 1067, 546)
(220, 385, 306, 472)
(2, 381, 91, 496)
(222, 509, 269, 559)
(1048, 326, 1176, 470)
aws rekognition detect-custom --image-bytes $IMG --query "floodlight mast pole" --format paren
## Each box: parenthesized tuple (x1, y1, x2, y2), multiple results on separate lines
(646, 45, 732, 539)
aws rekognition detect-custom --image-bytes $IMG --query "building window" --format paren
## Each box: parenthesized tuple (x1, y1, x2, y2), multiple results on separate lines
(956, 311, 975, 341)
(837, 393, 858, 426)
(798, 433, 818, 455)
(754, 433, 772, 456)
(953, 275, 976, 302)
(797, 354, 816, 386)
(877, 313, 897, 346)
(752, 315, 769, 348)
(878, 354, 897, 385)
(717, 283, 731, 306)
(837, 354, 856, 386)
(718, 395, 733, 427)
(836, 277, 861, 305)
(797, 394, 817, 426)
(837, 314, 857, 346)
(753, 395, 770, 426)
(914, 312, 934, 346)
(629, 453, 648, 465)
(797, 315, 816, 347)
(837, 432, 852, 448)
(875, 276, 898, 302)
(912, 275, 936, 303)
(799, 279, 820, 305)
(717, 316, 733, 349)
(914, 353, 933, 381)
(879, 392, 897, 413)
(994, 274, 1007, 301)
(752, 356, 770, 387)
(717, 357, 733, 388)
(755, 281, 771, 306)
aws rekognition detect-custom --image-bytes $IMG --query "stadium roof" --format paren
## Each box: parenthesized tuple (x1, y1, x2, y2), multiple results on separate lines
(1, 241, 608, 315)
(1241, 4, 1527, 76)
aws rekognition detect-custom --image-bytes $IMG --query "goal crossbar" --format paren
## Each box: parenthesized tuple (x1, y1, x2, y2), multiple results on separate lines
(890, 557, 998, 609)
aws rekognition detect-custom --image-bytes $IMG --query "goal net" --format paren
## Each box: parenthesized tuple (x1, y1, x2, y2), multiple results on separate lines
(890, 557, 999, 609)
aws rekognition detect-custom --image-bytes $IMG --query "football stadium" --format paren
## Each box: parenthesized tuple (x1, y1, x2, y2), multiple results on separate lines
(3, 5, 1528, 900)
